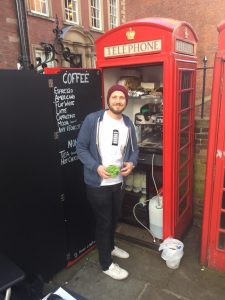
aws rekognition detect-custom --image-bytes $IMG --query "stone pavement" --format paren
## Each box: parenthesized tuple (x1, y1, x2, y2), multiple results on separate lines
(44, 225, 225, 300)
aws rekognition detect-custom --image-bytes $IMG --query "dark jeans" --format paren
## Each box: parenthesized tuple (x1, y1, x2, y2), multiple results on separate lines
(86, 183, 124, 271)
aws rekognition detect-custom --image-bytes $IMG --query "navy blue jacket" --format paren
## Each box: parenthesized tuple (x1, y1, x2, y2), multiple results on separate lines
(77, 110, 139, 187)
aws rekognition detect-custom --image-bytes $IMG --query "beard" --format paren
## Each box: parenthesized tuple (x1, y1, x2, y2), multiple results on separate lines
(108, 103, 126, 115)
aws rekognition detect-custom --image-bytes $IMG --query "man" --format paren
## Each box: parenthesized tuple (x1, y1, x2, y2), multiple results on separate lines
(77, 84, 139, 280)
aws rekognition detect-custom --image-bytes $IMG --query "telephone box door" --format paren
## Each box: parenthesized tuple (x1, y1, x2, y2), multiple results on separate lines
(206, 59, 225, 270)
(173, 60, 196, 238)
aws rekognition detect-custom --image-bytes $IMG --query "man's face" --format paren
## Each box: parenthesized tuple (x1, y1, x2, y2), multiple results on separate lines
(108, 90, 127, 115)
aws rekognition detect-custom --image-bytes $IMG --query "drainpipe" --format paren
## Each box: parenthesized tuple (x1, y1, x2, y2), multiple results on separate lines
(15, 0, 31, 69)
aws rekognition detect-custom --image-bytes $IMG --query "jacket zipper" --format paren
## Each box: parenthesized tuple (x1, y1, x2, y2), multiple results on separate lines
(96, 116, 103, 186)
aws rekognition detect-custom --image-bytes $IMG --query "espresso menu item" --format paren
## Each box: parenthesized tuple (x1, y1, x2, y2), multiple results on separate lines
(53, 84, 81, 166)
(53, 86, 78, 133)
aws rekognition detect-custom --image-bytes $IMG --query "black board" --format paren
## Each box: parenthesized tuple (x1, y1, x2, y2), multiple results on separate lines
(0, 70, 67, 281)
(47, 69, 102, 261)
(0, 69, 103, 281)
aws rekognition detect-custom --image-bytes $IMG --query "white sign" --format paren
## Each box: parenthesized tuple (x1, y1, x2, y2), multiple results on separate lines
(42, 287, 77, 300)
(176, 40, 194, 55)
(104, 39, 162, 57)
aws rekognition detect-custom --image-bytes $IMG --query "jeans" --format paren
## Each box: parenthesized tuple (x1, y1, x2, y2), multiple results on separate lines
(86, 183, 124, 271)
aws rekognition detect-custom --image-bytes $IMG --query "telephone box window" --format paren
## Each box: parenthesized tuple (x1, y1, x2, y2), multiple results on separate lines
(220, 212, 225, 229)
(180, 145, 189, 165)
(179, 196, 187, 215)
(180, 128, 189, 148)
(30, 0, 49, 16)
(181, 92, 190, 109)
(91, 0, 102, 30)
(182, 71, 191, 89)
(65, 0, 79, 24)
(180, 71, 193, 110)
(179, 163, 189, 182)
(222, 190, 225, 209)
(180, 111, 190, 129)
(218, 232, 225, 250)
(179, 179, 188, 199)
(223, 173, 225, 188)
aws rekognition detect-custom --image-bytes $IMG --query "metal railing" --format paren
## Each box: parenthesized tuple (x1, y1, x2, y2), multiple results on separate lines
(197, 56, 214, 119)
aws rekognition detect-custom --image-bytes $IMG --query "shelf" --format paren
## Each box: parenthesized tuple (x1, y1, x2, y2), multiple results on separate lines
(129, 94, 162, 101)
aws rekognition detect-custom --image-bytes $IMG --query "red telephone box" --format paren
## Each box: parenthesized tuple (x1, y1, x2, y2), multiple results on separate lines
(201, 20, 225, 271)
(96, 18, 198, 245)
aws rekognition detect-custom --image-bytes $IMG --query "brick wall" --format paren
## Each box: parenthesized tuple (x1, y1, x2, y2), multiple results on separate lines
(0, 1, 20, 69)
(193, 117, 210, 226)
(125, 0, 223, 105)
(0, 1, 115, 69)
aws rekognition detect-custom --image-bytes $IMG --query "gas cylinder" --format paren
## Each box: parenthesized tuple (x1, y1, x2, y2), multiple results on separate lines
(149, 195, 163, 239)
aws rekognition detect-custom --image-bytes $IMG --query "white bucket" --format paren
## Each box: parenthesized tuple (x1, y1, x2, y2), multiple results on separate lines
(166, 258, 181, 269)
(159, 237, 184, 270)
(149, 195, 163, 239)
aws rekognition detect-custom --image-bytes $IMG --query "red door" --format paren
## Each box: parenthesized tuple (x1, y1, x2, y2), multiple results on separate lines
(206, 59, 225, 270)
(173, 60, 196, 238)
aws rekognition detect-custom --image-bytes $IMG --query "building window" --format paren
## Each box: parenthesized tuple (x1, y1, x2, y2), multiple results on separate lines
(90, 0, 102, 30)
(65, 0, 79, 24)
(109, 0, 118, 29)
(30, 0, 49, 16)
(35, 49, 55, 71)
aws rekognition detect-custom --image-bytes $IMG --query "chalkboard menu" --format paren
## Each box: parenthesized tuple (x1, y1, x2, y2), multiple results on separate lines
(0, 70, 67, 281)
(47, 69, 102, 261)
(0, 69, 102, 281)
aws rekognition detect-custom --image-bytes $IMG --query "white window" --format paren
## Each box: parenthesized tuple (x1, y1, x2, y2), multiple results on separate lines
(90, 0, 102, 30)
(109, 0, 118, 29)
(35, 49, 55, 71)
(30, 0, 49, 16)
(65, 0, 79, 24)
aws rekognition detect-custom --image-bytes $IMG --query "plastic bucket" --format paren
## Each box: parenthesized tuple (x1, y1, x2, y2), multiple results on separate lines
(159, 237, 184, 269)
(166, 257, 181, 269)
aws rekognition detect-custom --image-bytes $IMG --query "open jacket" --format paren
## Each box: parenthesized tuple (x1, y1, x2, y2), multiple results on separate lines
(77, 109, 139, 187)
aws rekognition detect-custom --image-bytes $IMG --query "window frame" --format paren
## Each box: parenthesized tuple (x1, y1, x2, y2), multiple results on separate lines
(109, 0, 119, 29)
(90, 0, 103, 31)
(29, 0, 50, 17)
(64, 0, 79, 24)
(34, 48, 56, 71)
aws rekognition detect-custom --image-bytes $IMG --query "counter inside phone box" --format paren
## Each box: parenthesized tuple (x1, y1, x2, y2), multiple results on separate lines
(116, 74, 163, 242)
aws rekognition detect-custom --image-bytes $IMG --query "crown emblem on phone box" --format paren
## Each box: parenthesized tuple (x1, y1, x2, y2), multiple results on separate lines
(126, 28, 135, 40)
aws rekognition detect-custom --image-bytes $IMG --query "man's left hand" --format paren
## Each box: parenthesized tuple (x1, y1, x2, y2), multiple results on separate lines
(120, 162, 134, 177)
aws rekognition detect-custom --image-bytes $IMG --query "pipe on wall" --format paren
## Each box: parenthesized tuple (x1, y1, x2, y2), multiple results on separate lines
(15, 0, 31, 69)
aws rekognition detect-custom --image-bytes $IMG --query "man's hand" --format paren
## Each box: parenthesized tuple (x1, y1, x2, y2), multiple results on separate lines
(97, 165, 111, 179)
(120, 162, 134, 177)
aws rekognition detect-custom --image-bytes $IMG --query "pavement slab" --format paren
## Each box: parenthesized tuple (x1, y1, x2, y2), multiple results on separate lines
(43, 225, 225, 300)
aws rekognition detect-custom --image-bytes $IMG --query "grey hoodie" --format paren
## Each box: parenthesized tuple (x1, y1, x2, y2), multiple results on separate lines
(77, 110, 139, 187)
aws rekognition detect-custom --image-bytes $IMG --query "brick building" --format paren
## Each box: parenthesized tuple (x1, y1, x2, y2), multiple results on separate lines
(0, 1, 20, 69)
(0, 0, 125, 71)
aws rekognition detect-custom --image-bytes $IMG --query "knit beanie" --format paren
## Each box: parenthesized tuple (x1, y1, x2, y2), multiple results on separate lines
(107, 84, 128, 105)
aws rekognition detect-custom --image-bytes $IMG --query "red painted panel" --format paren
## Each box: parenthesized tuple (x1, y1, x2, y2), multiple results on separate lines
(96, 18, 198, 240)
(200, 20, 225, 271)
(96, 18, 198, 68)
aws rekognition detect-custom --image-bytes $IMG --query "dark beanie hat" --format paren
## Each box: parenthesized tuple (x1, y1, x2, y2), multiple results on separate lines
(107, 84, 128, 105)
